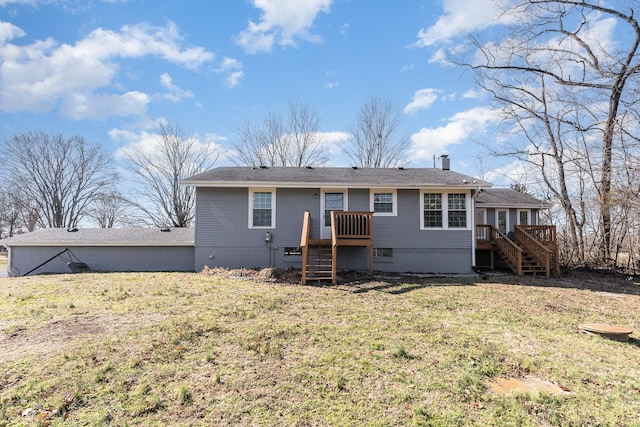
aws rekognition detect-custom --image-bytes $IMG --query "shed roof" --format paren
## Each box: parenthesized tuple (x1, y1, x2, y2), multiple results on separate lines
(475, 188, 550, 208)
(182, 166, 492, 189)
(0, 228, 195, 247)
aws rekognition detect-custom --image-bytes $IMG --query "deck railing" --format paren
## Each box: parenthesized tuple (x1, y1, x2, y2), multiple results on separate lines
(476, 224, 493, 247)
(331, 211, 373, 241)
(514, 226, 552, 278)
(520, 225, 557, 246)
(331, 211, 374, 281)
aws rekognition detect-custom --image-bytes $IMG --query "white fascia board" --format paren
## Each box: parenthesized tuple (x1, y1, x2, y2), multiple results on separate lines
(4, 242, 195, 247)
(183, 180, 484, 190)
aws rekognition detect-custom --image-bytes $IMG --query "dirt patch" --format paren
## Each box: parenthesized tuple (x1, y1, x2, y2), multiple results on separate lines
(202, 266, 303, 283)
(0, 313, 164, 364)
(201, 265, 640, 296)
(487, 376, 571, 396)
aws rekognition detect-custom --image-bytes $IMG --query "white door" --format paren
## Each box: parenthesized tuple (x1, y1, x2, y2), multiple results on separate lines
(321, 190, 347, 238)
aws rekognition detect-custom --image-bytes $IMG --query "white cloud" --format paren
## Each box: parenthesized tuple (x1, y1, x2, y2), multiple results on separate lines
(112, 125, 227, 161)
(60, 91, 149, 120)
(235, 0, 332, 54)
(404, 88, 440, 114)
(224, 71, 244, 89)
(0, 21, 214, 118)
(415, 0, 514, 47)
(0, 21, 24, 42)
(462, 88, 483, 99)
(408, 106, 500, 161)
(216, 57, 244, 88)
(159, 72, 194, 103)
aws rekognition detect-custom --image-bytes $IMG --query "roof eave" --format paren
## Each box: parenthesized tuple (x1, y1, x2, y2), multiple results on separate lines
(1, 242, 195, 247)
(182, 180, 492, 190)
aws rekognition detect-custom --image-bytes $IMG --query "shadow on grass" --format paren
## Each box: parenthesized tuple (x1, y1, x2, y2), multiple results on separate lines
(307, 271, 479, 295)
(477, 267, 640, 297)
(628, 337, 640, 348)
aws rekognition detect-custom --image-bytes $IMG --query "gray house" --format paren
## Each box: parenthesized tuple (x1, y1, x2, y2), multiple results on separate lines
(182, 165, 493, 281)
(1, 167, 557, 280)
(1, 228, 194, 276)
(475, 188, 550, 234)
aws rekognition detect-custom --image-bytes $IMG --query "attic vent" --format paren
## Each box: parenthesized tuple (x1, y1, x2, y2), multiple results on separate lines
(160, 228, 171, 232)
(306, 166, 313, 169)
(352, 166, 358, 170)
(398, 167, 405, 170)
(259, 165, 268, 169)
(67, 228, 78, 232)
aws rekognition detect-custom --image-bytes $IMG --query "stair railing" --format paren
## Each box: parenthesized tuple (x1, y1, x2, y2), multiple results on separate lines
(490, 225, 523, 276)
(300, 210, 312, 285)
(520, 225, 559, 274)
(514, 225, 552, 278)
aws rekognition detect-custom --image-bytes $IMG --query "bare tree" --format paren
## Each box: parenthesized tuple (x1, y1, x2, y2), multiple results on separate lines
(88, 191, 130, 228)
(2, 131, 117, 229)
(345, 97, 409, 168)
(232, 101, 328, 167)
(122, 122, 219, 228)
(466, 0, 640, 267)
(0, 188, 24, 238)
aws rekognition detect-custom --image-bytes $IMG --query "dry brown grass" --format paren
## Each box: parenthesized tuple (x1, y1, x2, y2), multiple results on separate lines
(1, 270, 639, 426)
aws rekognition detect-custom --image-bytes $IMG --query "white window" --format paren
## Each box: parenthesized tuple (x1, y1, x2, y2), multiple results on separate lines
(447, 194, 467, 228)
(420, 191, 471, 230)
(518, 209, 530, 226)
(497, 209, 508, 234)
(422, 193, 443, 228)
(249, 188, 275, 229)
(370, 189, 397, 216)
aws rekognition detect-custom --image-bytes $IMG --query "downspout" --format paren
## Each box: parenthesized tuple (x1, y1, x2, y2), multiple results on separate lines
(471, 186, 485, 272)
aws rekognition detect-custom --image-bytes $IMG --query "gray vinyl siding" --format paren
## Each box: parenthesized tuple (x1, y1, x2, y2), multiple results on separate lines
(195, 187, 320, 246)
(195, 186, 474, 274)
(482, 208, 539, 232)
(486, 209, 496, 227)
(8, 246, 194, 276)
(373, 189, 472, 249)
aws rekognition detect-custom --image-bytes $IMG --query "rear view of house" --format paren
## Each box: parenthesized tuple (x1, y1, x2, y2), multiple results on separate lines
(183, 165, 492, 280)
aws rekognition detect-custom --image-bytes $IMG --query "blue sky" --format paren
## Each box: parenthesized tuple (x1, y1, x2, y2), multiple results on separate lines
(0, 0, 513, 182)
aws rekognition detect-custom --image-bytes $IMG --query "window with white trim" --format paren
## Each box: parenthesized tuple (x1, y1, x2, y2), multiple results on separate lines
(423, 193, 443, 228)
(447, 194, 467, 228)
(518, 209, 530, 226)
(497, 209, 508, 234)
(420, 191, 470, 230)
(370, 189, 397, 216)
(249, 189, 275, 228)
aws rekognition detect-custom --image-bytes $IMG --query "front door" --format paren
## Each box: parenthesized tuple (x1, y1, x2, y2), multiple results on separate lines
(321, 190, 347, 239)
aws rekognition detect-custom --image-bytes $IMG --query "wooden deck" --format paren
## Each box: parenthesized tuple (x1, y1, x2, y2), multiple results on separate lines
(476, 224, 559, 278)
(301, 210, 373, 285)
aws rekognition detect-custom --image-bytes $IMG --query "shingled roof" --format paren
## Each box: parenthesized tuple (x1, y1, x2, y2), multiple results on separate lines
(475, 188, 549, 208)
(0, 228, 194, 247)
(182, 166, 492, 189)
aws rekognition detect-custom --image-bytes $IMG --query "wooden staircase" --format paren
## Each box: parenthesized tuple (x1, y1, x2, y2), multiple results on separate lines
(300, 210, 374, 285)
(303, 241, 333, 282)
(476, 224, 559, 278)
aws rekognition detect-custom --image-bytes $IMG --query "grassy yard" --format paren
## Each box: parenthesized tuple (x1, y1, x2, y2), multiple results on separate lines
(0, 271, 639, 426)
